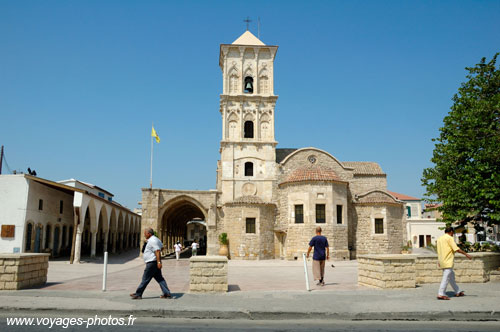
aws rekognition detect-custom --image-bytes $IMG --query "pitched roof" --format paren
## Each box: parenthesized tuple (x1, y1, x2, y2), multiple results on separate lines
(342, 161, 385, 175)
(280, 166, 346, 185)
(355, 190, 403, 205)
(387, 190, 420, 201)
(232, 31, 266, 46)
(276, 148, 298, 163)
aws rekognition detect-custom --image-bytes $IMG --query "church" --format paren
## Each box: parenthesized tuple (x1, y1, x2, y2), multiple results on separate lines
(141, 31, 407, 260)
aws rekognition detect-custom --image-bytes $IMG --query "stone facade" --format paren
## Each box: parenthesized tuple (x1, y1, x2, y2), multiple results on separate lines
(0, 253, 49, 290)
(141, 31, 407, 260)
(358, 253, 500, 288)
(189, 256, 228, 293)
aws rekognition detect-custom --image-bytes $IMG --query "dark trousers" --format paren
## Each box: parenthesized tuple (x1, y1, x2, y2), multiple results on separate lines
(135, 261, 171, 296)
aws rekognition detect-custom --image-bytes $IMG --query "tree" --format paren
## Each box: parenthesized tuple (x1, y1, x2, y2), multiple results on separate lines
(422, 53, 500, 226)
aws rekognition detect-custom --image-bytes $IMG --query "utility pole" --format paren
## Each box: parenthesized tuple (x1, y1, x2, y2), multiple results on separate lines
(0, 145, 4, 175)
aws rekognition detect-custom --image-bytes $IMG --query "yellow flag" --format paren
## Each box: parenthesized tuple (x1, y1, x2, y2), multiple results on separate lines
(151, 126, 160, 143)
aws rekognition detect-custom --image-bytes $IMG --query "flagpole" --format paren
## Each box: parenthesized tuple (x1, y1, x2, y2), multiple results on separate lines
(150, 122, 153, 189)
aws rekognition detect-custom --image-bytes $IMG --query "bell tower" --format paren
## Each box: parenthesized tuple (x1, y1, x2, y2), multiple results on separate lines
(217, 31, 279, 204)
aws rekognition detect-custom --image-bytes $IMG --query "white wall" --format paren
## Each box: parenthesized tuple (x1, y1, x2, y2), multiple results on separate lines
(0, 175, 29, 253)
(407, 220, 443, 248)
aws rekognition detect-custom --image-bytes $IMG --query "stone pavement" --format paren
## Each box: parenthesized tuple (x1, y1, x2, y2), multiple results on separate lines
(1, 250, 500, 321)
(42, 250, 361, 293)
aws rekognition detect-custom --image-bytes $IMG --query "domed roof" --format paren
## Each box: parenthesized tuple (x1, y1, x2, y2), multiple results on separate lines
(280, 166, 346, 186)
(227, 196, 275, 206)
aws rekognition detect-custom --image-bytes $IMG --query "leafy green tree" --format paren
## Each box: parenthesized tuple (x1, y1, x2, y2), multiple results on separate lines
(422, 53, 500, 226)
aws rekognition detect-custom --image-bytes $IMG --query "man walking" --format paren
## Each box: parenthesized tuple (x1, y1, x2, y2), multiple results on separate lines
(130, 228, 172, 300)
(306, 226, 329, 286)
(436, 226, 472, 300)
(191, 240, 198, 257)
(174, 241, 182, 260)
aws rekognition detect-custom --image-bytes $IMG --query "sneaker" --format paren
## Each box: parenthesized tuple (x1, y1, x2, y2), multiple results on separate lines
(160, 293, 172, 299)
(130, 294, 142, 300)
(321, 281, 325, 286)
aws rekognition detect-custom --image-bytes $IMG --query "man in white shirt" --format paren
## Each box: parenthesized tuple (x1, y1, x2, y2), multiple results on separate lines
(191, 241, 198, 256)
(174, 242, 182, 260)
(130, 228, 172, 300)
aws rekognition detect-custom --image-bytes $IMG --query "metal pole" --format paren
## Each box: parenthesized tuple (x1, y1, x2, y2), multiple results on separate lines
(150, 123, 153, 189)
(0, 145, 4, 175)
(102, 251, 108, 291)
(302, 253, 311, 291)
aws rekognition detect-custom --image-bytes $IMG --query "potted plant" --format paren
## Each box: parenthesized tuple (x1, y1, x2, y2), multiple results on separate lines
(401, 241, 412, 254)
(218, 232, 229, 257)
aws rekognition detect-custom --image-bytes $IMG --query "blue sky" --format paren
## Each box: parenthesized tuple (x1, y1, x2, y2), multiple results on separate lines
(1, 0, 499, 209)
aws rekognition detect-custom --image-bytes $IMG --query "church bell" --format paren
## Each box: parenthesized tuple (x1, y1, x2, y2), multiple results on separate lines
(245, 82, 253, 90)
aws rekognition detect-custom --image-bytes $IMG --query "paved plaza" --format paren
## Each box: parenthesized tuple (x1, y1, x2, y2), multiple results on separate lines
(43, 249, 361, 294)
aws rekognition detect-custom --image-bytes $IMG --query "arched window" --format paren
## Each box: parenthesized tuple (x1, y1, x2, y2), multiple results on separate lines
(25, 223, 33, 251)
(244, 121, 254, 138)
(244, 76, 253, 94)
(245, 162, 254, 176)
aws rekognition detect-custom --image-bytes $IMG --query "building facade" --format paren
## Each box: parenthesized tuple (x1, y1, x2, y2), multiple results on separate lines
(141, 31, 407, 260)
(0, 174, 140, 262)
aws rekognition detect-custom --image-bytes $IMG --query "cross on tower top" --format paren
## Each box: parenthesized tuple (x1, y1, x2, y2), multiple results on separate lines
(243, 17, 252, 31)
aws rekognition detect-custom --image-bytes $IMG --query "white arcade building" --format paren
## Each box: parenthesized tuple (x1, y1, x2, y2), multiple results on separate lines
(0, 174, 140, 263)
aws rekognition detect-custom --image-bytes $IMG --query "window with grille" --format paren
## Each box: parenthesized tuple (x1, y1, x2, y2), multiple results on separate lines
(375, 218, 384, 234)
(246, 218, 256, 233)
(316, 204, 325, 223)
(295, 205, 304, 223)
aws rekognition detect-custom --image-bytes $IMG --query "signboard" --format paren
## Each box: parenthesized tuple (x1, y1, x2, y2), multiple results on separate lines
(1, 225, 15, 238)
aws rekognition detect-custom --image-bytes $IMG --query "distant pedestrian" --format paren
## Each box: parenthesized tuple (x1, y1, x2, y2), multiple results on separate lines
(174, 241, 182, 260)
(130, 228, 172, 300)
(306, 226, 329, 286)
(436, 226, 472, 300)
(191, 240, 198, 256)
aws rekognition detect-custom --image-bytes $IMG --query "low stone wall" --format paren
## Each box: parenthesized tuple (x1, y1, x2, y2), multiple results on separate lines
(189, 256, 228, 293)
(0, 253, 50, 290)
(416, 252, 500, 284)
(358, 255, 416, 288)
(358, 252, 500, 288)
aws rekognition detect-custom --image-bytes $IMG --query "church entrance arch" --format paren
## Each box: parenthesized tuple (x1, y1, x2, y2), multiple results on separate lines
(160, 196, 208, 256)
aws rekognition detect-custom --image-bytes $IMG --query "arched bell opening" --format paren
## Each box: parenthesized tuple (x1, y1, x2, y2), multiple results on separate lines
(244, 76, 254, 94)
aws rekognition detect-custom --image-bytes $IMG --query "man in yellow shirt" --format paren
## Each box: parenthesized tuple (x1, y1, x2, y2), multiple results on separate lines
(436, 226, 472, 300)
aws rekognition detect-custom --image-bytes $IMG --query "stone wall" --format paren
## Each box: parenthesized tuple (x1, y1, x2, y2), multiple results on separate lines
(189, 256, 228, 293)
(358, 253, 500, 288)
(416, 253, 500, 284)
(223, 202, 275, 259)
(358, 255, 416, 288)
(0, 253, 49, 290)
(354, 204, 405, 256)
(277, 182, 349, 260)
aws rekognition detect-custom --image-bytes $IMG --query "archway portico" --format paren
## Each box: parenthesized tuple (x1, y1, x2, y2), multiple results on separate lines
(161, 196, 207, 254)
(141, 189, 219, 255)
(70, 191, 140, 264)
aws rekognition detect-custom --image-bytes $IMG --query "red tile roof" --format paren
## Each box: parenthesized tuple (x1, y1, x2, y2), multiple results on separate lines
(280, 166, 346, 185)
(387, 191, 420, 201)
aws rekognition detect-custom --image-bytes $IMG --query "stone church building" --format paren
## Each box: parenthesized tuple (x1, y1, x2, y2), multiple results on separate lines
(142, 31, 406, 260)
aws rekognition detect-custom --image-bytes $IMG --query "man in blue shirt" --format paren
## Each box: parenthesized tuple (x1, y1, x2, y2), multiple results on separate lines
(307, 226, 329, 286)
